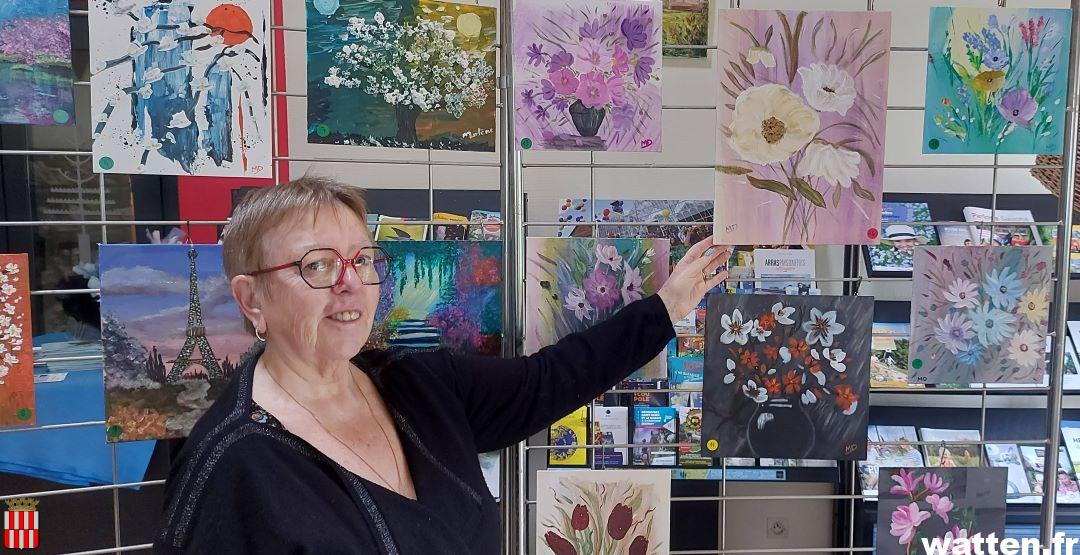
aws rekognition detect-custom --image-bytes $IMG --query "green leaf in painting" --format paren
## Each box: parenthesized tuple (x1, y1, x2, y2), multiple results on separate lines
(747, 176, 796, 200)
(831, 183, 842, 207)
(716, 165, 754, 175)
(791, 177, 826, 207)
(851, 180, 876, 202)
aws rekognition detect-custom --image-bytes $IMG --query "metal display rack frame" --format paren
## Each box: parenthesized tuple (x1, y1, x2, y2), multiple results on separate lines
(0, 0, 1074, 552)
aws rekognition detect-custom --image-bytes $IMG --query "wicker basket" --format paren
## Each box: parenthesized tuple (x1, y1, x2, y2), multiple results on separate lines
(1033, 138, 1080, 213)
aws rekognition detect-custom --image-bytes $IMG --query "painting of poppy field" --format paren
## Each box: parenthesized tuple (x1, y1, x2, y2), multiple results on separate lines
(923, 7, 1072, 154)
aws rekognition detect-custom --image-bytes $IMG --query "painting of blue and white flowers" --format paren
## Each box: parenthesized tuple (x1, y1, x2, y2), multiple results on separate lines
(923, 7, 1072, 154)
(909, 246, 1053, 384)
(89, 1, 271, 177)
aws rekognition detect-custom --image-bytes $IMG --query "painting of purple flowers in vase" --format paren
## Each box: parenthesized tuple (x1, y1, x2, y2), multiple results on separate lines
(923, 7, 1072, 154)
(909, 246, 1052, 385)
(513, 0, 663, 151)
(702, 293, 871, 460)
(525, 238, 670, 379)
(713, 10, 890, 246)
(876, 467, 1006, 555)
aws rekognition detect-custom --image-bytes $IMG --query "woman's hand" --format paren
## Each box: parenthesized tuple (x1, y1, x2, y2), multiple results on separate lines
(657, 236, 732, 324)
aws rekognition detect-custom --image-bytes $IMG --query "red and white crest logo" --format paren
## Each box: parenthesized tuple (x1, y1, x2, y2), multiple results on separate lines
(3, 497, 39, 549)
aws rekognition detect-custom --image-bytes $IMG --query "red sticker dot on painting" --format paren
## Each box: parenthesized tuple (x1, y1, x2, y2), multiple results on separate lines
(867, 228, 879, 239)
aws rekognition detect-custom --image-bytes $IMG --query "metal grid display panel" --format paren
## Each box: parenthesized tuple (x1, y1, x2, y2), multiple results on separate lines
(506, 0, 1080, 553)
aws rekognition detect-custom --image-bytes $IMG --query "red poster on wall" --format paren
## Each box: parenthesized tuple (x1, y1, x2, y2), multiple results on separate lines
(0, 254, 34, 427)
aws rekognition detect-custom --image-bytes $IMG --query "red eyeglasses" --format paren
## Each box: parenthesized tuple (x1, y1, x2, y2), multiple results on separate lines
(247, 247, 391, 289)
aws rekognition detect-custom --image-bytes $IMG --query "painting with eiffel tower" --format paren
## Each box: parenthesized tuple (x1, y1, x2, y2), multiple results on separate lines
(99, 245, 255, 442)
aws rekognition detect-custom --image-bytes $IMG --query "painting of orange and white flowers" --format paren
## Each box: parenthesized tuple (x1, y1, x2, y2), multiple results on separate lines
(536, 469, 670, 555)
(713, 10, 890, 245)
(702, 293, 871, 459)
(909, 246, 1053, 385)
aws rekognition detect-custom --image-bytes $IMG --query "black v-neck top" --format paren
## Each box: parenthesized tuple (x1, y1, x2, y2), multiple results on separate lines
(153, 294, 675, 554)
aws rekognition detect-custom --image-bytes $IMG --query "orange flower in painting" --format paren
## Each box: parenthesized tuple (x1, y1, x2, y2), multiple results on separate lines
(788, 337, 809, 359)
(834, 384, 859, 414)
(782, 370, 801, 394)
(764, 377, 781, 396)
(757, 312, 777, 332)
(763, 344, 779, 361)
(739, 349, 759, 369)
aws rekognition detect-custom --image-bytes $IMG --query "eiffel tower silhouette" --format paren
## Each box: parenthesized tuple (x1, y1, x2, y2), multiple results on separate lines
(165, 248, 223, 383)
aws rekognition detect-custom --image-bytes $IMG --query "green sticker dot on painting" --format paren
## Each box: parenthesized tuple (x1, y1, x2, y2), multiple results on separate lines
(912, 359, 923, 369)
(16, 408, 31, 421)
(99, 157, 115, 170)
(928, 138, 940, 150)
(316, 124, 330, 137)
(520, 138, 533, 149)
(52, 109, 70, 124)
(107, 424, 123, 438)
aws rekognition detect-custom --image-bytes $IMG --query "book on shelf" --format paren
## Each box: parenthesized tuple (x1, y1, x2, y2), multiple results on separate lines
(753, 248, 816, 295)
(432, 212, 469, 240)
(374, 215, 428, 241)
(918, 428, 983, 467)
(676, 406, 710, 468)
(468, 210, 501, 240)
(870, 323, 919, 388)
(866, 202, 939, 273)
(1018, 445, 1080, 503)
(548, 407, 589, 467)
(936, 224, 975, 246)
(984, 443, 1034, 498)
(592, 406, 629, 467)
(859, 425, 925, 496)
(632, 406, 677, 467)
(961, 207, 1041, 246)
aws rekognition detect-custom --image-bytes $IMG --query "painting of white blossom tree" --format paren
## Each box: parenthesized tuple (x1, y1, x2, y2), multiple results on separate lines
(713, 10, 890, 245)
(89, 0, 271, 177)
(307, 0, 497, 150)
(909, 246, 1053, 385)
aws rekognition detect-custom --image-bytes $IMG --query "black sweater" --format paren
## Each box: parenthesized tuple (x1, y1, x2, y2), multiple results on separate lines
(154, 294, 676, 554)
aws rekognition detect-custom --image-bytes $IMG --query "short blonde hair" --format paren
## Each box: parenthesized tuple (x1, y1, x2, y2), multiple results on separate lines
(222, 176, 369, 334)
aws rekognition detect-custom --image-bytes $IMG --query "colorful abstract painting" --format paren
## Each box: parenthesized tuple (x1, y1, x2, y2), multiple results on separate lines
(0, 255, 33, 427)
(909, 246, 1053, 385)
(99, 245, 254, 442)
(662, 0, 708, 58)
(536, 469, 671, 555)
(513, 0, 663, 151)
(0, 1, 75, 125)
(307, 0, 497, 150)
(713, 10, 890, 245)
(366, 241, 502, 355)
(89, 0, 271, 177)
(875, 467, 1007, 555)
(923, 7, 1072, 154)
(556, 199, 713, 246)
(525, 238, 670, 379)
(702, 294, 872, 459)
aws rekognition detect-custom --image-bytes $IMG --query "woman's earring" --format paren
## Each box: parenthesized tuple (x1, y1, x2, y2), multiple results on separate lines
(255, 326, 267, 342)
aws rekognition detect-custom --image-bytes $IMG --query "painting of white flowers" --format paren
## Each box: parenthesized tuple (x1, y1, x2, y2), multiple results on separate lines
(89, 0, 271, 177)
(909, 246, 1053, 385)
(307, 0, 497, 150)
(513, 0, 663, 151)
(713, 10, 890, 245)
(875, 467, 1007, 555)
(0, 254, 33, 427)
(702, 294, 872, 460)
(536, 469, 671, 555)
(525, 238, 670, 380)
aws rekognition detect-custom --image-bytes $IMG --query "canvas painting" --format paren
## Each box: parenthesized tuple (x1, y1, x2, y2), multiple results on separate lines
(713, 10, 890, 245)
(0, 1, 75, 125)
(89, 0, 271, 177)
(662, 0, 708, 58)
(557, 199, 713, 247)
(0, 255, 33, 427)
(513, 0, 663, 152)
(923, 7, 1072, 154)
(909, 246, 1053, 385)
(99, 245, 254, 441)
(702, 294, 872, 460)
(525, 238, 670, 379)
(365, 241, 502, 356)
(307, 0, 497, 150)
(875, 467, 1007, 555)
(536, 469, 671, 555)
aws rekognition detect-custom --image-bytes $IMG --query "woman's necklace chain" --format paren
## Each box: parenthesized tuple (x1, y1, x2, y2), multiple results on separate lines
(263, 365, 404, 493)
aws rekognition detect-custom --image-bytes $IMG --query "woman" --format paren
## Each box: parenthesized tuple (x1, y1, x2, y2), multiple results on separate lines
(154, 176, 730, 553)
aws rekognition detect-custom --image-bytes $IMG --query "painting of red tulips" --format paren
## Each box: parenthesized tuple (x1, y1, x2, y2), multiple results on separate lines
(536, 469, 670, 555)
